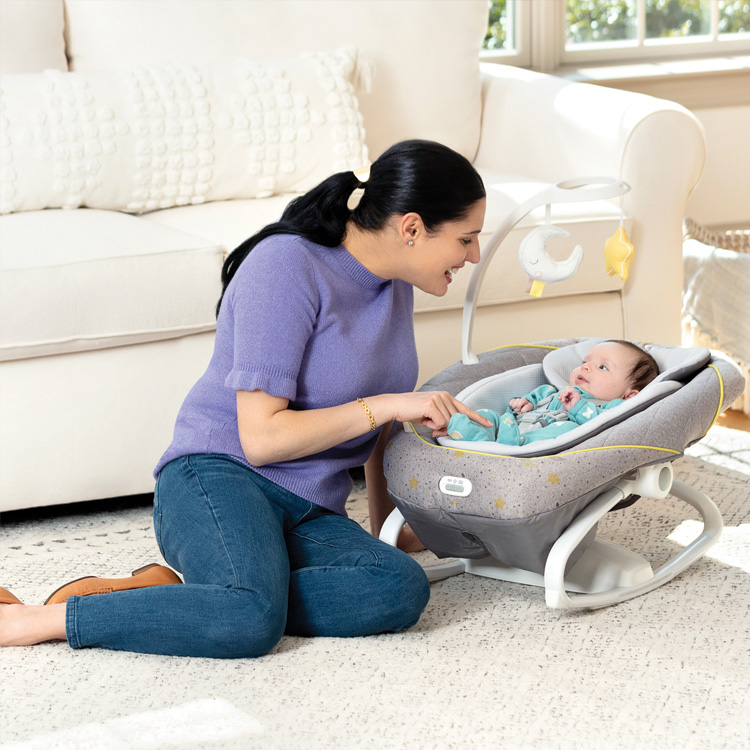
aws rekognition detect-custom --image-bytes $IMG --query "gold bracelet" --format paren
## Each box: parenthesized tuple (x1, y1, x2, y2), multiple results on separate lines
(357, 397, 376, 431)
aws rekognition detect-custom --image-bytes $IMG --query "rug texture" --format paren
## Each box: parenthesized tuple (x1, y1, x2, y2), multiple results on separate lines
(1, 426, 748, 750)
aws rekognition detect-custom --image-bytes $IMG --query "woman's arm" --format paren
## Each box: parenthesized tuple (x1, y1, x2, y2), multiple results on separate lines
(364, 422, 395, 537)
(237, 389, 491, 467)
(364, 422, 425, 552)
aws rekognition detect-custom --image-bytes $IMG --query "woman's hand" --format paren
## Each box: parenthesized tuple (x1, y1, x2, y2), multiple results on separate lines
(382, 390, 492, 437)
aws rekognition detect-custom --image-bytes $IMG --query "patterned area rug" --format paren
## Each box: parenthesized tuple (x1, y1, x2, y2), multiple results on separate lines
(1, 426, 748, 750)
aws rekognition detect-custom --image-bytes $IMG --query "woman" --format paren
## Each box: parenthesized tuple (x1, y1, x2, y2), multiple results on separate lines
(1, 139, 489, 657)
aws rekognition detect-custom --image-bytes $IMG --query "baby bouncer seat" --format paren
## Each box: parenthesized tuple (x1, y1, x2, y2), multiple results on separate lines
(380, 179, 746, 610)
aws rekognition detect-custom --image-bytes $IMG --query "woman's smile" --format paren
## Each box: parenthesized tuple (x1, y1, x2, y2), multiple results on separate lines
(445, 266, 462, 283)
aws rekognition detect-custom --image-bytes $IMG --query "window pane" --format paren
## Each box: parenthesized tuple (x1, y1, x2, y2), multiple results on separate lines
(719, 0, 750, 35)
(484, 0, 514, 51)
(566, 0, 636, 46)
(645, 0, 711, 39)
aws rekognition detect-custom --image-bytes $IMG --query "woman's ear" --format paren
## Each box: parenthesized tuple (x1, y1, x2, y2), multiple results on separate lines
(398, 212, 423, 245)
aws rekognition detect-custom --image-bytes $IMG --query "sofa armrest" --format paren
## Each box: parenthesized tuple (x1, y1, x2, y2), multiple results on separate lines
(475, 62, 706, 345)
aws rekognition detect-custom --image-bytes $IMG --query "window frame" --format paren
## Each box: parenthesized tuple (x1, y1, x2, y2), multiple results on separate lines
(481, 0, 750, 73)
(480, 0, 532, 68)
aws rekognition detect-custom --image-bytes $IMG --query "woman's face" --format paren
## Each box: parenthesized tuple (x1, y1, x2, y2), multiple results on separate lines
(406, 199, 486, 297)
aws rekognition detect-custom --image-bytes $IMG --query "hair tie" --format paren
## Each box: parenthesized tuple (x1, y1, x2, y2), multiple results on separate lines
(353, 164, 371, 185)
(348, 164, 371, 210)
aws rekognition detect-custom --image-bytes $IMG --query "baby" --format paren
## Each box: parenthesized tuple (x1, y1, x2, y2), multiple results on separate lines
(447, 340, 659, 446)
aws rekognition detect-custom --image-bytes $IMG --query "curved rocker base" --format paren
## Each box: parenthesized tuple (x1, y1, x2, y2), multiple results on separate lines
(379, 463, 723, 610)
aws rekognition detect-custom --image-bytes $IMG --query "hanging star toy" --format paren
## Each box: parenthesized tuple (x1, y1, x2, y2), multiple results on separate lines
(604, 225, 635, 281)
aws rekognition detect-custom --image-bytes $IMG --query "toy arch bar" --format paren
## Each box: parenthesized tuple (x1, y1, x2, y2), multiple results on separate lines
(462, 176, 631, 365)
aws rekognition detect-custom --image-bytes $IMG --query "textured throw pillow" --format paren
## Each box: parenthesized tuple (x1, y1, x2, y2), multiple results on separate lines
(0, 48, 369, 214)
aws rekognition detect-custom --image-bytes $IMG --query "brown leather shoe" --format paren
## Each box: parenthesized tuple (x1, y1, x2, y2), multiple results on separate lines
(44, 563, 182, 605)
(0, 587, 23, 605)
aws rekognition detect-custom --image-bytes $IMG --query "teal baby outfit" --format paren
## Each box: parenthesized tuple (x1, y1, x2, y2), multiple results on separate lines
(447, 384, 625, 446)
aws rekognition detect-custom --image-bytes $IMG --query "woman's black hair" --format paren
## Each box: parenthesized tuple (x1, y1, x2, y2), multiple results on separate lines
(216, 139, 486, 314)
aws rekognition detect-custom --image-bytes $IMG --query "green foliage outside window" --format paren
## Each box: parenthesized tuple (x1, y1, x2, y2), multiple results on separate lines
(645, 0, 710, 39)
(567, 0, 636, 43)
(484, 0, 509, 50)
(719, 1, 750, 34)
(482, 1, 750, 49)
(567, 0, 750, 43)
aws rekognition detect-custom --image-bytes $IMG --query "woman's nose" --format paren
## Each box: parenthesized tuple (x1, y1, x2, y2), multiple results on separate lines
(467, 243, 481, 264)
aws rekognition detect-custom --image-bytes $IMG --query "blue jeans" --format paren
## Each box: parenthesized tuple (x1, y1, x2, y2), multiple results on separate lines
(66, 454, 430, 658)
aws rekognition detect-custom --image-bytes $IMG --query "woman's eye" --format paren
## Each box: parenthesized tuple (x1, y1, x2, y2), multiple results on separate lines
(461, 238, 473, 246)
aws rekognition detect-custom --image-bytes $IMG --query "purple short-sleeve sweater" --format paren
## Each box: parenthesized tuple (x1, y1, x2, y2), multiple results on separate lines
(154, 234, 419, 515)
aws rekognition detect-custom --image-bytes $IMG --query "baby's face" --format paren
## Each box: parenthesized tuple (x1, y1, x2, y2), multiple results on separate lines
(568, 343, 637, 401)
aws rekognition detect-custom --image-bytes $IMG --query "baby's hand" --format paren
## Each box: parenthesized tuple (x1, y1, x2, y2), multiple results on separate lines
(559, 387, 581, 411)
(509, 398, 533, 414)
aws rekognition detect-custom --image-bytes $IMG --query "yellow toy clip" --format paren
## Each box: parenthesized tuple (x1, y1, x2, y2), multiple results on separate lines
(528, 279, 546, 297)
(604, 225, 635, 281)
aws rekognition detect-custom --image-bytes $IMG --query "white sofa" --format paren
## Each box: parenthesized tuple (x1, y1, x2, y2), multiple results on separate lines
(0, 0, 705, 513)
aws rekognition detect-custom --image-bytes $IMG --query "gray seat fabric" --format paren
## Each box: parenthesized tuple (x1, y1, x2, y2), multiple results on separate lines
(383, 338, 745, 573)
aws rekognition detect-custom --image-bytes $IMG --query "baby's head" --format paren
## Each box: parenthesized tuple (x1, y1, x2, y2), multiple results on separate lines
(569, 340, 659, 401)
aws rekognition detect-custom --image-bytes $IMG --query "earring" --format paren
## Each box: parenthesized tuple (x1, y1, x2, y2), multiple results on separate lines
(407, 240, 414, 246)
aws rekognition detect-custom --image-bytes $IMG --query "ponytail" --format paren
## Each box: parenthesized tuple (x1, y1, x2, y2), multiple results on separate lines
(216, 171, 360, 314)
(216, 139, 485, 315)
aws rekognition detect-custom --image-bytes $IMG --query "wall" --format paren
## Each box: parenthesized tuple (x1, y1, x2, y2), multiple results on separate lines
(685, 105, 750, 229)
(586, 67, 750, 231)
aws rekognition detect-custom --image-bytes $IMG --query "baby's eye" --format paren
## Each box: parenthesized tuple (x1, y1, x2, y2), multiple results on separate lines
(599, 364, 608, 370)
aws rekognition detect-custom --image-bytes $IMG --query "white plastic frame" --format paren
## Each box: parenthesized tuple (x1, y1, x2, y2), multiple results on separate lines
(462, 176, 630, 364)
(379, 462, 723, 609)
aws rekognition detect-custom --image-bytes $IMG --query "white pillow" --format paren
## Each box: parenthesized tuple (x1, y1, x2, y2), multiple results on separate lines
(0, 48, 369, 214)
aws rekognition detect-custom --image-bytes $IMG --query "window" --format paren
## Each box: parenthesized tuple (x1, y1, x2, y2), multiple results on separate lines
(482, 0, 750, 71)
(564, 0, 750, 64)
(482, 0, 531, 66)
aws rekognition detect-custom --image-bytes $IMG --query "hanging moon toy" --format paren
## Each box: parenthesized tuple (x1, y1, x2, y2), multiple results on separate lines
(518, 223, 583, 297)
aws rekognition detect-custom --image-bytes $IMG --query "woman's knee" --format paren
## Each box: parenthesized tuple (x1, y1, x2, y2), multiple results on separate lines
(202, 591, 287, 659)
(359, 549, 430, 634)
(388, 553, 431, 630)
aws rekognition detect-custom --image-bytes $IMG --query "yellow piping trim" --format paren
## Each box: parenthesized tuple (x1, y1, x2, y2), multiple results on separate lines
(700, 364, 725, 437)
(405, 425, 682, 459)
(486, 343, 559, 353)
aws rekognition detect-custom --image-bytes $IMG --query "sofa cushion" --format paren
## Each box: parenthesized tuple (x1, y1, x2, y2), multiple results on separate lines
(63, 0, 487, 161)
(0, 48, 368, 214)
(0, 0, 67, 74)
(0, 209, 223, 361)
(139, 195, 297, 255)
